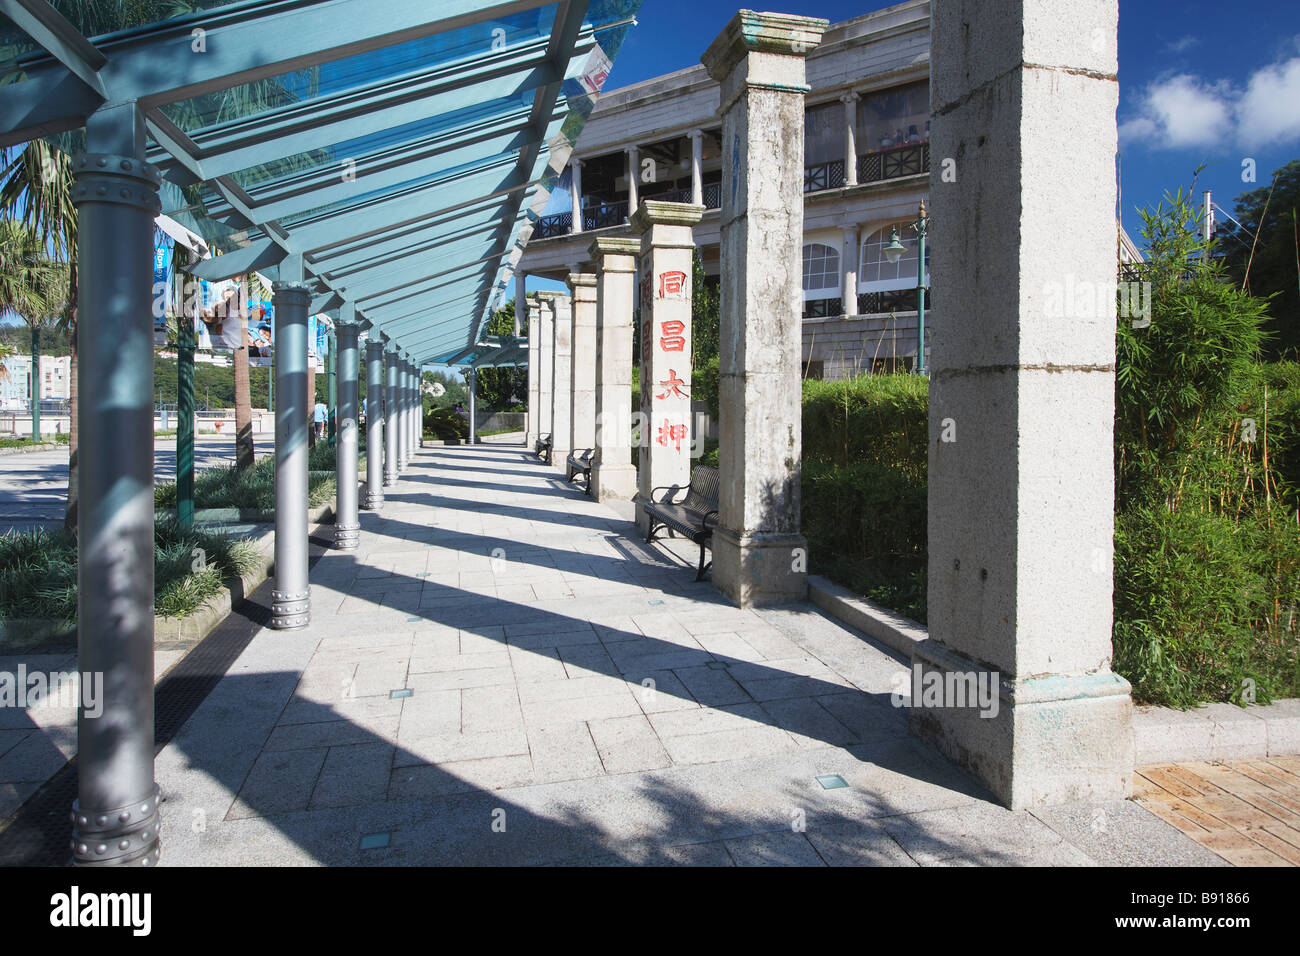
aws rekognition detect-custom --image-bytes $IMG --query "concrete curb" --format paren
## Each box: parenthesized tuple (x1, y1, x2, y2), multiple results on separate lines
(0, 442, 61, 456)
(806, 574, 1300, 763)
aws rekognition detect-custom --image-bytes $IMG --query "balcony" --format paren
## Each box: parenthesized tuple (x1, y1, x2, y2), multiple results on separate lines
(803, 142, 930, 195)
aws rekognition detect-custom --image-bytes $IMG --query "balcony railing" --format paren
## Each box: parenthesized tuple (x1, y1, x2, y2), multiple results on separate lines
(534, 210, 572, 239)
(702, 182, 722, 209)
(804, 159, 846, 193)
(803, 143, 930, 195)
(583, 200, 628, 231)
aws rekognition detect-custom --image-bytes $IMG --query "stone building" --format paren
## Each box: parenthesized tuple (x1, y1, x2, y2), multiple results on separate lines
(517, 0, 938, 379)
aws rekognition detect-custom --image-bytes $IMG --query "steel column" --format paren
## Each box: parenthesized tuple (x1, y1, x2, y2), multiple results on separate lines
(71, 112, 162, 865)
(334, 316, 360, 549)
(327, 332, 337, 441)
(271, 273, 312, 630)
(363, 337, 385, 509)
(384, 342, 399, 486)
(468, 366, 478, 443)
(176, 314, 196, 529)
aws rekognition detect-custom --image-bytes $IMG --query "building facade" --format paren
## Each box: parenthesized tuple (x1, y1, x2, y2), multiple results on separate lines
(0, 354, 72, 408)
(516, 0, 936, 379)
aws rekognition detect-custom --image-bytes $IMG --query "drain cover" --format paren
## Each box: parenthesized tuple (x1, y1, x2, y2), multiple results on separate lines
(816, 775, 849, 790)
(390, 688, 413, 699)
(359, 832, 391, 850)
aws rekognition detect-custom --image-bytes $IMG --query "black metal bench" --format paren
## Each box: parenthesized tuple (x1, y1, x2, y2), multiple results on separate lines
(640, 466, 721, 581)
(566, 448, 594, 495)
(535, 433, 552, 465)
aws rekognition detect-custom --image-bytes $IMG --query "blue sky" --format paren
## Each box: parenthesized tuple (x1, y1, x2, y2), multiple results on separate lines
(533, 0, 1300, 282)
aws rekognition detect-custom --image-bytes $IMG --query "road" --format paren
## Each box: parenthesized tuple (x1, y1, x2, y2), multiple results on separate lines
(0, 437, 273, 534)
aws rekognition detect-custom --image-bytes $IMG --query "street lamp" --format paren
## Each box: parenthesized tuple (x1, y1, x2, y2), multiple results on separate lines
(882, 199, 929, 375)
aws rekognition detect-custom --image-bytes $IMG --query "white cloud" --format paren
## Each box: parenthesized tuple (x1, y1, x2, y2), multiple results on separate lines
(1121, 46, 1300, 150)
(1164, 35, 1198, 54)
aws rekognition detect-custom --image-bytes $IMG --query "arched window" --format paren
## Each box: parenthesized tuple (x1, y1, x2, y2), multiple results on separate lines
(802, 242, 840, 300)
(859, 223, 931, 294)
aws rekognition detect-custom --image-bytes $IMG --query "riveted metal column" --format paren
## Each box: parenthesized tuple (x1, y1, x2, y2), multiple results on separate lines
(406, 358, 417, 459)
(395, 354, 408, 471)
(70, 109, 163, 866)
(384, 342, 399, 487)
(363, 337, 385, 509)
(271, 267, 312, 630)
(327, 332, 337, 442)
(334, 312, 361, 549)
(468, 366, 478, 444)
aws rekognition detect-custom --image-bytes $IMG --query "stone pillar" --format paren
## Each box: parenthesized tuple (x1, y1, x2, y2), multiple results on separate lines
(544, 292, 573, 462)
(589, 237, 640, 501)
(569, 158, 583, 235)
(535, 296, 553, 443)
(688, 130, 704, 206)
(334, 313, 361, 549)
(626, 146, 639, 216)
(271, 265, 312, 629)
(841, 91, 859, 187)
(842, 223, 860, 316)
(567, 272, 598, 454)
(525, 294, 540, 448)
(631, 200, 705, 537)
(702, 11, 826, 606)
(71, 105, 163, 866)
(363, 337, 385, 509)
(916, 0, 1132, 809)
(383, 341, 399, 486)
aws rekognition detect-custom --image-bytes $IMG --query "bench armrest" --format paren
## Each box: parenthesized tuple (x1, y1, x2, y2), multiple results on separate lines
(703, 509, 720, 529)
(649, 484, 688, 504)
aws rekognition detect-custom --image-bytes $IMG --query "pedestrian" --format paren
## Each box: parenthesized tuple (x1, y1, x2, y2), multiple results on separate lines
(313, 400, 328, 441)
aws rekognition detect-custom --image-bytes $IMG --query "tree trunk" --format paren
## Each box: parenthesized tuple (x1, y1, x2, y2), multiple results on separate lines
(30, 325, 40, 441)
(63, 259, 79, 535)
(233, 289, 255, 470)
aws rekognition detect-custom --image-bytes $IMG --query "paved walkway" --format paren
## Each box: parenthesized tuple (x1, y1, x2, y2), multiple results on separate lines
(0, 438, 261, 533)
(137, 441, 1228, 866)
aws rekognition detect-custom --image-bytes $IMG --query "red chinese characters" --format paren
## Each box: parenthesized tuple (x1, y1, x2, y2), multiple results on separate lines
(656, 419, 688, 452)
(658, 271, 687, 298)
(657, 370, 689, 401)
(659, 320, 686, 353)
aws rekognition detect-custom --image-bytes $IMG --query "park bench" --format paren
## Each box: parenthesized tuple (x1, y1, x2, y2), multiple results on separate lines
(640, 465, 720, 581)
(566, 448, 594, 495)
(535, 433, 552, 465)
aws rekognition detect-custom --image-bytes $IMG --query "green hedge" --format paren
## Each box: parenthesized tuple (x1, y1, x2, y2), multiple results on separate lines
(800, 374, 928, 622)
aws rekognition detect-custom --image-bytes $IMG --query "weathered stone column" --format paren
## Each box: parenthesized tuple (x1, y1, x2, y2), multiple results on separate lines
(567, 271, 598, 455)
(631, 200, 705, 537)
(842, 223, 860, 316)
(626, 146, 640, 216)
(543, 291, 572, 462)
(590, 237, 640, 501)
(917, 0, 1132, 809)
(534, 296, 553, 445)
(569, 158, 584, 235)
(363, 337, 385, 509)
(688, 130, 704, 206)
(702, 13, 825, 605)
(525, 293, 541, 449)
(333, 310, 361, 549)
(841, 91, 859, 187)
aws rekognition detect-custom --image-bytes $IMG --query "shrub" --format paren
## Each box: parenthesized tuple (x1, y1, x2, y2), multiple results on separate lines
(425, 406, 469, 441)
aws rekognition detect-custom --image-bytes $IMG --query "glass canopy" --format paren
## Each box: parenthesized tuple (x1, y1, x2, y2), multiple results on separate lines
(0, 0, 640, 363)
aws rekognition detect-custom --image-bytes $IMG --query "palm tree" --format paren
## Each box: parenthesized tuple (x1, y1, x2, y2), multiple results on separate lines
(0, 143, 80, 525)
(0, 217, 70, 438)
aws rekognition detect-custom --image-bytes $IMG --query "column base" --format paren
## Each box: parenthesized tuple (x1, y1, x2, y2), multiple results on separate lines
(525, 430, 538, 449)
(271, 588, 311, 629)
(333, 522, 360, 549)
(71, 783, 161, 866)
(591, 461, 638, 502)
(383, 471, 398, 487)
(362, 485, 384, 510)
(711, 527, 808, 608)
(908, 640, 1134, 810)
(550, 443, 571, 468)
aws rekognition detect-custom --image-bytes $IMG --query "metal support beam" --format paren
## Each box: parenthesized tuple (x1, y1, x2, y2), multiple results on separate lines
(334, 313, 360, 549)
(71, 101, 162, 867)
(363, 337, 385, 510)
(177, 310, 196, 529)
(383, 340, 399, 487)
(271, 261, 312, 630)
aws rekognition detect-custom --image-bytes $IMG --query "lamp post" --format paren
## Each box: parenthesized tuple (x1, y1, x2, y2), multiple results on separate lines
(882, 199, 929, 375)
